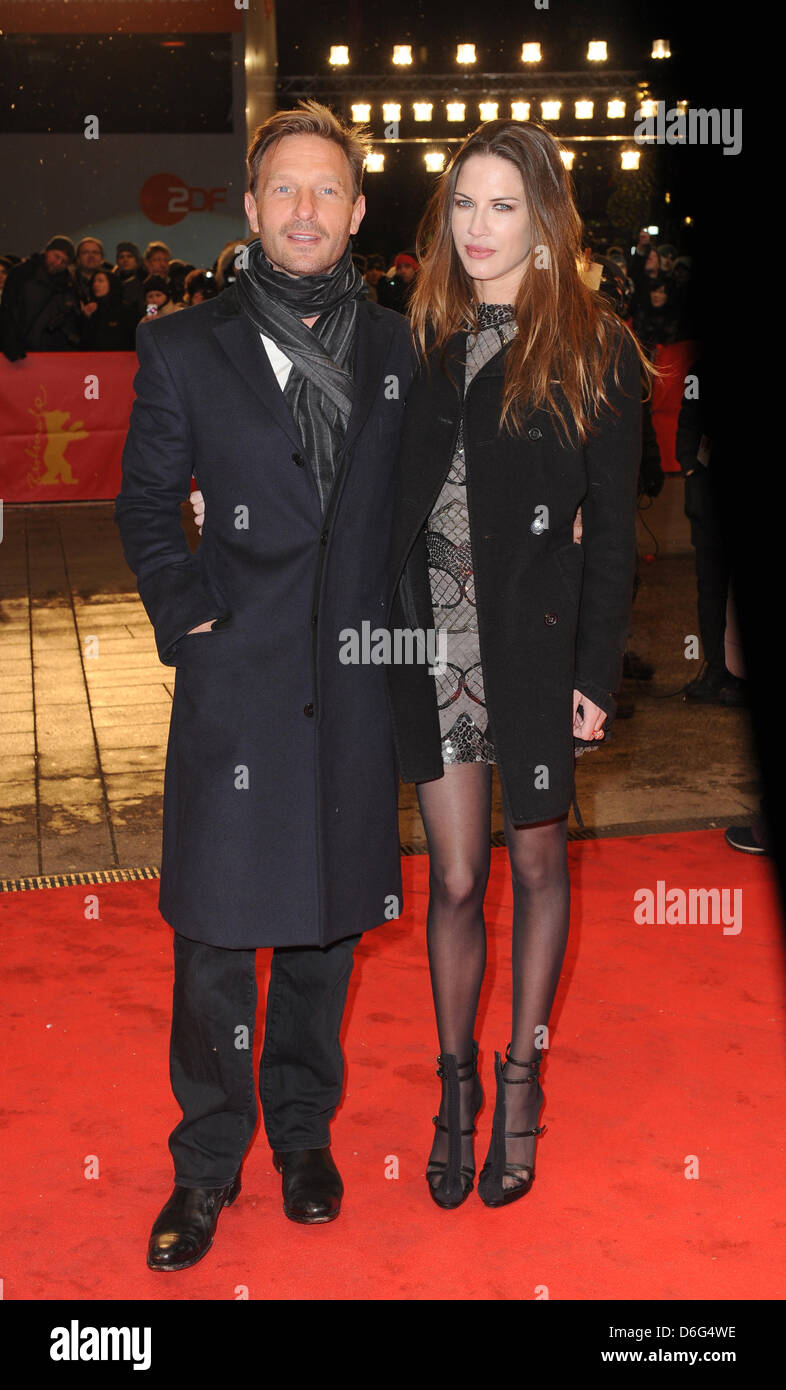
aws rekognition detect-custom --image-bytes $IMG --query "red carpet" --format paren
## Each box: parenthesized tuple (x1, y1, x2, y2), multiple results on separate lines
(1, 830, 783, 1301)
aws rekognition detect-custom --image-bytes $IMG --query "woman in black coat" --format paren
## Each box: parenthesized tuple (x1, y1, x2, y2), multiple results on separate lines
(79, 268, 137, 350)
(386, 120, 652, 1210)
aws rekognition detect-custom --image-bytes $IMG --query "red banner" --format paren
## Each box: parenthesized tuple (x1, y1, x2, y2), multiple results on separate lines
(0, 0, 243, 33)
(0, 353, 137, 503)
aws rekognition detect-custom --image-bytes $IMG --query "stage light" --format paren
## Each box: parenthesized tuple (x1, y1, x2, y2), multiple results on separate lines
(664, 191, 671, 203)
(479, 101, 499, 121)
(351, 104, 371, 122)
(382, 103, 401, 123)
(647, 225, 659, 234)
(329, 46, 349, 66)
(683, 216, 693, 225)
(413, 102, 433, 121)
(541, 100, 561, 120)
(457, 44, 476, 64)
(607, 99, 626, 118)
(621, 149, 641, 170)
(521, 43, 542, 63)
(587, 41, 608, 61)
(446, 102, 466, 122)
(365, 152, 385, 172)
(393, 45, 412, 66)
(652, 40, 671, 59)
(575, 100, 594, 119)
(511, 101, 531, 120)
(560, 149, 575, 169)
(425, 151, 446, 172)
(638, 99, 658, 117)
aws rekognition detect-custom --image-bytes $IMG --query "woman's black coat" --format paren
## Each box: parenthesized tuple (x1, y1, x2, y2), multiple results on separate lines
(386, 325, 642, 825)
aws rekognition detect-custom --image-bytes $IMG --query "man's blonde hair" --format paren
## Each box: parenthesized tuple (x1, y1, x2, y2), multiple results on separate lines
(247, 99, 371, 201)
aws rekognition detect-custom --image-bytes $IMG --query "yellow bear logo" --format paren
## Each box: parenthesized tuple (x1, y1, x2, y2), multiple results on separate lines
(26, 390, 88, 487)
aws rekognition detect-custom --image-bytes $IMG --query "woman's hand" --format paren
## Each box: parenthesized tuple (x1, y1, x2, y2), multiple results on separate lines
(572, 689, 606, 741)
(190, 488, 205, 534)
(81, 301, 97, 316)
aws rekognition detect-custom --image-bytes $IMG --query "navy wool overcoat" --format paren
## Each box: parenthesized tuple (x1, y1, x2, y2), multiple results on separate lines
(116, 285, 416, 948)
(386, 323, 643, 826)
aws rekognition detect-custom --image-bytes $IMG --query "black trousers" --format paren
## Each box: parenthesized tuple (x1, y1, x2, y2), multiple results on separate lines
(168, 929, 360, 1188)
(684, 469, 731, 679)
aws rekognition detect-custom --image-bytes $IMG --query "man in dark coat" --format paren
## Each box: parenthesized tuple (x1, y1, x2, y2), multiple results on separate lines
(0, 236, 82, 360)
(114, 241, 147, 321)
(115, 102, 414, 1269)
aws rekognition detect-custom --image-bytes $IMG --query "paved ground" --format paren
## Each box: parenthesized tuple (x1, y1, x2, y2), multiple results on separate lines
(0, 481, 760, 881)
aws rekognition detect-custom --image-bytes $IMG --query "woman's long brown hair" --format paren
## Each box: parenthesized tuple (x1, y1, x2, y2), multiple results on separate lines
(408, 120, 655, 445)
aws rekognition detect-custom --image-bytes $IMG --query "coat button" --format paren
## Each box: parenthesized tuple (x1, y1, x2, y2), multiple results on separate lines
(292, 452, 306, 467)
(303, 703, 314, 716)
(528, 427, 543, 441)
(544, 612, 558, 626)
(320, 530, 329, 545)
(311, 613, 318, 626)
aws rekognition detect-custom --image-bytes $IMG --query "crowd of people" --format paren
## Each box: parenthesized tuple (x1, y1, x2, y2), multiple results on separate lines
(0, 234, 427, 360)
(0, 225, 695, 362)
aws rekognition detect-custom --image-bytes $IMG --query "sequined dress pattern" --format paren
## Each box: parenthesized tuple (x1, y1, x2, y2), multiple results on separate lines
(427, 303, 519, 764)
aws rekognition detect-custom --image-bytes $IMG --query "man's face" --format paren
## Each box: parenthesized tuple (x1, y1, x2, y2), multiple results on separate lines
(650, 285, 668, 308)
(117, 250, 138, 273)
(146, 250, 170, 277)
(365, 267, 384, 286)
(78, 241, 103, 271)
(659, 251, 674, 273)
(44, 249, 70, 275)
(396, 262, 416, 285)
(244, 133, 365, 278)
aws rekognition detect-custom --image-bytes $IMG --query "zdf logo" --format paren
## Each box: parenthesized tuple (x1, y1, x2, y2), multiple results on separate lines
(139, 172, 228, 226)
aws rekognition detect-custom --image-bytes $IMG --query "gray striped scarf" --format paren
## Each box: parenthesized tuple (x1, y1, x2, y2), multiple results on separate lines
(235, 237, 367, 511)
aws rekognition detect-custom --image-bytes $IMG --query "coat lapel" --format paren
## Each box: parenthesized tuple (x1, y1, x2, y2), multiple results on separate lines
(341, 300, 395, 455)
(388, 326, 513, 590)
(210, 299, 303, 450)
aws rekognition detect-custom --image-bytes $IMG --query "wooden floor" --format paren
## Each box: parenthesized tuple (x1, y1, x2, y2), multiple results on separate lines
(0, 484, 759, 880)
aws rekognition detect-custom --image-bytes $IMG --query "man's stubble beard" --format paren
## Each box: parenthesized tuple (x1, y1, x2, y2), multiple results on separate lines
(260, 229, 349, 280)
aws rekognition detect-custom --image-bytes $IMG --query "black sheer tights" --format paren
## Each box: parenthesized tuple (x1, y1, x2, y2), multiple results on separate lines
(417, 763, 570, 1186)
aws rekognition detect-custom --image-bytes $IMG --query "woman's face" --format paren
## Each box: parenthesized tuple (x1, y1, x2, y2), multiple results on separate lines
(92, 272, 111, 298)
(451, 152, 533, 303)
(650, 285, 668, 308)
(644, 248, 660, 274)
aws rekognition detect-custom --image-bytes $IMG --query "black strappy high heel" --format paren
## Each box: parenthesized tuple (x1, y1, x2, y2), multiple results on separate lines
(426, 1040, 483, 1209)
(478, 1045, 546, 1208)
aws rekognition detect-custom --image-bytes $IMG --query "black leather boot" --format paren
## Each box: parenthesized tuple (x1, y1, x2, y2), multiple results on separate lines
(272, 1147, 343, 1224)
(147, 1176, 241, 1271)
